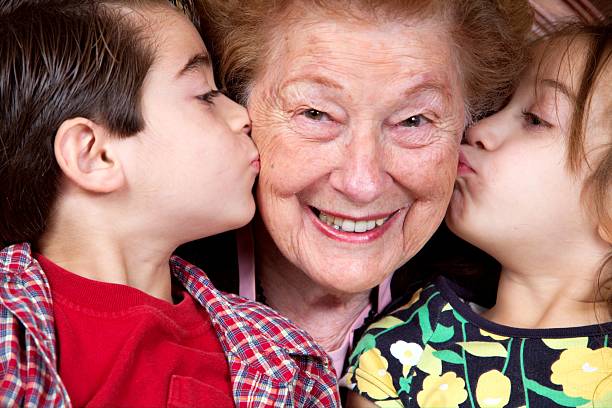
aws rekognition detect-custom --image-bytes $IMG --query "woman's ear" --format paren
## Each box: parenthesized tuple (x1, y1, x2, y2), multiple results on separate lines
(54, 118, 126, 193)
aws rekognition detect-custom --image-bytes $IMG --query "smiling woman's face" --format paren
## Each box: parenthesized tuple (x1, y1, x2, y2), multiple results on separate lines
(248, 15, 466, 293)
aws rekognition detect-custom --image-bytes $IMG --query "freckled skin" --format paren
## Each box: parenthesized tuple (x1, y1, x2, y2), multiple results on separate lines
(248, 16, 466, 295)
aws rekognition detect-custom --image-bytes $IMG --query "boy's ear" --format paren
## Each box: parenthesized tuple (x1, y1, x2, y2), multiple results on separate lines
(598, 225, 612, 245)
(54, 118, 126, 193)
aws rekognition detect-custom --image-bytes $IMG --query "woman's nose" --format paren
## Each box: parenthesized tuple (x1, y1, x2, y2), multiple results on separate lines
(329, 128, 391, 204)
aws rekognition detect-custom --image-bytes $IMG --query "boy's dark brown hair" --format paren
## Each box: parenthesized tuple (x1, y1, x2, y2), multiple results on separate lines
(0, 0, 182, 248)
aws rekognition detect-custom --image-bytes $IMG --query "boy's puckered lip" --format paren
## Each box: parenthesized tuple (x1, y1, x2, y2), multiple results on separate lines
(250, 155, 260, 171)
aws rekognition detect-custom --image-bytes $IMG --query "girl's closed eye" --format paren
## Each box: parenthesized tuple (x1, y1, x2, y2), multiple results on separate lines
(198, 89, 224, 104)
(521, 109, 552, 129)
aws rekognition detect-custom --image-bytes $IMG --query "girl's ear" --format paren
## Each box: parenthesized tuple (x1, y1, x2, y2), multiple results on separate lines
(54, 118, 126, 193)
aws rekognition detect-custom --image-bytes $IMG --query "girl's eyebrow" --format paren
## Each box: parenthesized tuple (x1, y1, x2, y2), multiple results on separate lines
(540, 78, 576, 103)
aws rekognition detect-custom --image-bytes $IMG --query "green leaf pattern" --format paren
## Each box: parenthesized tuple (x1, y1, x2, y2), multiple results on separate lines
(346, 285, 612, 408)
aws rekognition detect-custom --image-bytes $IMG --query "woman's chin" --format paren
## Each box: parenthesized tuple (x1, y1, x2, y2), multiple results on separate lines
(304, 262, 392, 296)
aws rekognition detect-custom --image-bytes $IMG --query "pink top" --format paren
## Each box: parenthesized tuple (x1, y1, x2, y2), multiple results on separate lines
(236, 226, 393, 378)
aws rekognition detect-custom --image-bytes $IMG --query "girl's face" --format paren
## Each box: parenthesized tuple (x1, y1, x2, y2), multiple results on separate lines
(446, 39, 611, 263)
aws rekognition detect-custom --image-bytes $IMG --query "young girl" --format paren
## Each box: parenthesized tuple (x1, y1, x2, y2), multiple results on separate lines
(344, 19, 612, 408)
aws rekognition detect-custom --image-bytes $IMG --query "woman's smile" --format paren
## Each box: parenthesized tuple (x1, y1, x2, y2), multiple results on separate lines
(308, 206, 407, 243)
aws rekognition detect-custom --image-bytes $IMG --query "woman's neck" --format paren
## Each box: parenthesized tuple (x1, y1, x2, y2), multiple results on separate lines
(254, 225, 371, 352)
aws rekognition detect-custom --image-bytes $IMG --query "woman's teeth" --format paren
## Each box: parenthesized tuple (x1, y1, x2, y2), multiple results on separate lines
(318, 211, 390, 233)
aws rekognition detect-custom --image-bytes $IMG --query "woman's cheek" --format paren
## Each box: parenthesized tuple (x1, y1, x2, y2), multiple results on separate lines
(386, 121, 442, 148)
(256, 133, 310, 195)
(392, 138, 458, 198)
(289, 116, 342, 142)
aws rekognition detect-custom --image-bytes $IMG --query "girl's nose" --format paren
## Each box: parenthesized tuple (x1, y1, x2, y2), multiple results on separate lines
(464, 113, 505, 151)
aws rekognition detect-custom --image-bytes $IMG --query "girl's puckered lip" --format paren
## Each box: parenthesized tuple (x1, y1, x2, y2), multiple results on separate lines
(458, 150, 476, 175)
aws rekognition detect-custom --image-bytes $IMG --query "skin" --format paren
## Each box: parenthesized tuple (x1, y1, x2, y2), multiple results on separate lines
(347, 37, 612, 408)
(446, 40, 611, 329)
(40, 6, 257, 302)
(247, 12, 466, 351)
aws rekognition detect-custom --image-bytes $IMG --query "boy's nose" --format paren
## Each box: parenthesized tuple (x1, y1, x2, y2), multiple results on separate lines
(222, 95, 251, 135)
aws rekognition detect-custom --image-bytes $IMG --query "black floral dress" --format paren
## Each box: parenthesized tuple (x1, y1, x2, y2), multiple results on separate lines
(344, 277, 612, 408)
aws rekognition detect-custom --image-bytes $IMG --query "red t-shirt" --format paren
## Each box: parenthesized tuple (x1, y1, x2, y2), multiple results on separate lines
(36, 254, 234, 408)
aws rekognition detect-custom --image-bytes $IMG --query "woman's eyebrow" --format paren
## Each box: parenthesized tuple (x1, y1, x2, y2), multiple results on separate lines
(541, 78, 576, 103)
(176, 52, 211, 79)
(281, 75, 451, 100)
(281, 75, 343, 91)
(402, 81, 452, 103)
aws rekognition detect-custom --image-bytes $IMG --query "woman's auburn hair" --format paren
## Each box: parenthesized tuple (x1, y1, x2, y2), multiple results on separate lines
(193, 0, 533, 121)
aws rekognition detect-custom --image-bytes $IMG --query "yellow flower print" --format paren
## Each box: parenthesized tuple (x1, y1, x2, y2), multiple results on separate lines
(543, 337, 589, 350)
(342, 368, 356, 389)
(475, 370, 511, 408)
(355, 347, 399, 400)
(417, 372, 468, 408)
(394, 288, 423, 312)
(550, 347, 612, 402)
(479, 329, 509, 341)
(416, 345, 442, 377)
(590, 391, 612, 408)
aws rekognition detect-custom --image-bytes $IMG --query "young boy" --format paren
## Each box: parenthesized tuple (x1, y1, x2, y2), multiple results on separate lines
(0, 1, 338, 406)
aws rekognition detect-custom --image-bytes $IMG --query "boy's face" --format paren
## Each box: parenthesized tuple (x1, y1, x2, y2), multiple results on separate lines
(116, 8, 259, 243)
(446, 39, 609, 263)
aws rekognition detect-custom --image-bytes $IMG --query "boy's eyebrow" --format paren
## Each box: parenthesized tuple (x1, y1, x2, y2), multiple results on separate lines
(176, 52, 211, 78)
(541, 79, 576, 103)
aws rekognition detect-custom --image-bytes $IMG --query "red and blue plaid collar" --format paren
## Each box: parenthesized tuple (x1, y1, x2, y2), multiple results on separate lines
(0, 243, 339, 407)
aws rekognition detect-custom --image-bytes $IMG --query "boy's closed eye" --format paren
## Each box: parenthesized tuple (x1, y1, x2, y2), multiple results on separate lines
(198, 89, 224, 104)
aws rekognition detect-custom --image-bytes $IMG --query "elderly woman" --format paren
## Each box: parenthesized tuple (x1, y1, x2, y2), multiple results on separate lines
(183, 0, 532, 378)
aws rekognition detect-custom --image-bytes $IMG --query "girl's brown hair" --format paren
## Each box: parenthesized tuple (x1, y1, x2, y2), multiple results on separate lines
(0, 0, 193, 248)
(193, 0, 533, 121)
(537, 19, 612, 317)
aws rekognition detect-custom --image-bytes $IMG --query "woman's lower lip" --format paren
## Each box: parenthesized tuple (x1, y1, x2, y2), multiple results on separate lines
(307, 207, 400, 243)
(250, 159, 260, 171)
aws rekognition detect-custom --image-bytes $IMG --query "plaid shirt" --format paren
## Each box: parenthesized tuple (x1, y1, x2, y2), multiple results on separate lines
(0, 243, 339, 407)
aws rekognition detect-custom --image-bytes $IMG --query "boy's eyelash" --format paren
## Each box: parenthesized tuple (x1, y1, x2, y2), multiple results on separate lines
(198, 89, 224, 104)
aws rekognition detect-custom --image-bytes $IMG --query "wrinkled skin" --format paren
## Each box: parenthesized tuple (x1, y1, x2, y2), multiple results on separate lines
(248, 15, 466, 296)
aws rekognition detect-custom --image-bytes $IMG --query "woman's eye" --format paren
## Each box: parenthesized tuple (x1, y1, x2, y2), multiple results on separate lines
(399, 114, 431, 128)
(302, 109, 329, 121)
(521, 110, 551, 128)
(198, 89, 223, 104)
